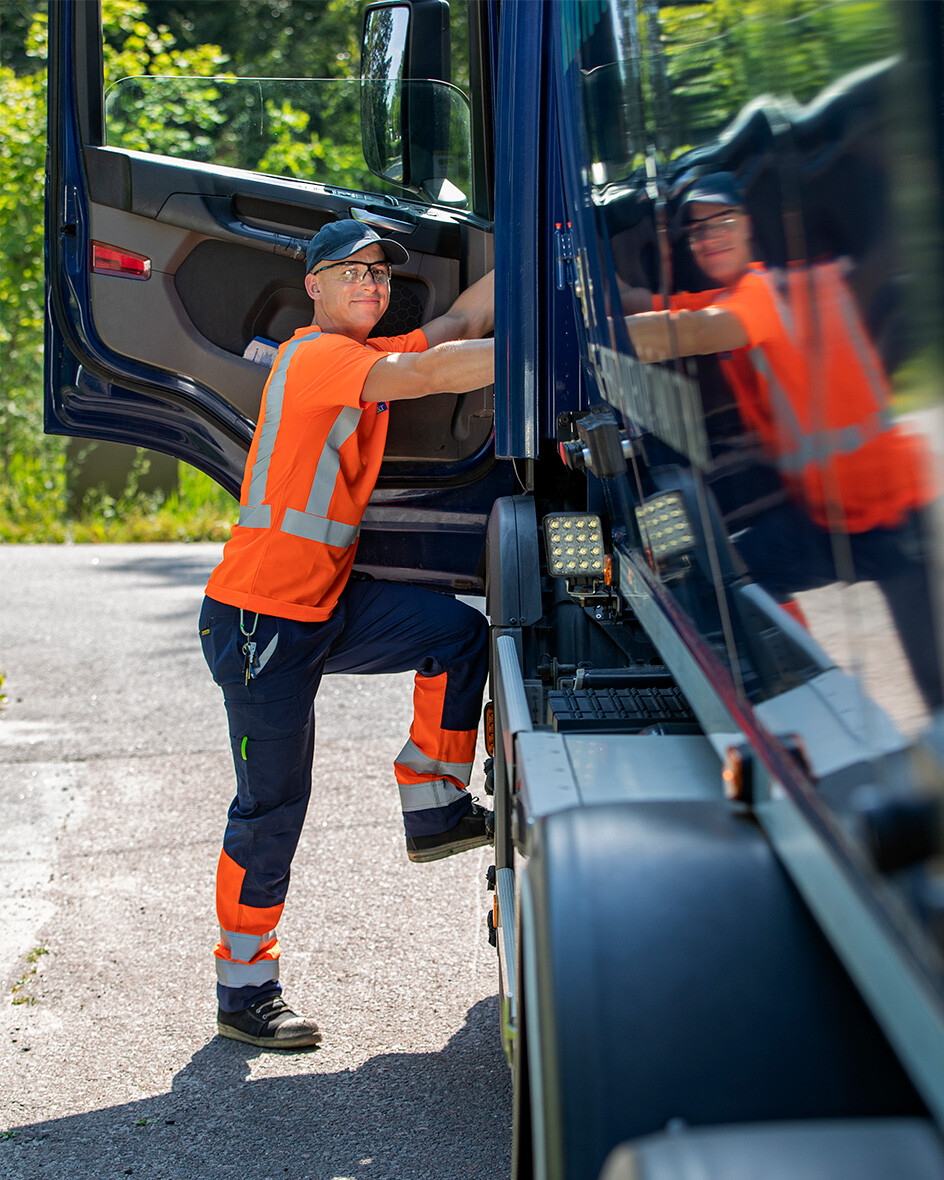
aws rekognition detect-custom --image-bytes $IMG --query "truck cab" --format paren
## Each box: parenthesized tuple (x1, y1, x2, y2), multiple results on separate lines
(46, 2, 944, 1177)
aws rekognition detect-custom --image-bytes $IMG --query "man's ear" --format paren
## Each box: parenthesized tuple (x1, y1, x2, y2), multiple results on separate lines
(304, 272, 321, 301)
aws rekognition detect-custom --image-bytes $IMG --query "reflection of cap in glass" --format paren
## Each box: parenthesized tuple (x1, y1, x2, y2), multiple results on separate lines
(680, 172, 744, 221)
(305, 220, 409, 273)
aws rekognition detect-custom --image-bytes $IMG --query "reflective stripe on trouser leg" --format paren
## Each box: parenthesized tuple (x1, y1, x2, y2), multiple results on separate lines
(395, 670, 479, 837)
(215, 847, 284, 997)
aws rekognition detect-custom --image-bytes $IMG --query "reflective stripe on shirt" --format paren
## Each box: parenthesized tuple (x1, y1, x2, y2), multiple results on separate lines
(238, 331, 363, 549)
(237, 335, 310, 530)
(281, 405, 363, 547)
(749, 263, 893, 473)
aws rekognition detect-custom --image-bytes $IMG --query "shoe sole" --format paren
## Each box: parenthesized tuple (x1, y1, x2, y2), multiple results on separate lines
(217, 1022, 322, 1049)
(407, 832, 493, 864)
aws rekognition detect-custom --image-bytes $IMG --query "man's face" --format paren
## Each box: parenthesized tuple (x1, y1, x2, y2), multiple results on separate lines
(686, 202, 752, 287)
(304, 244, 391, 340)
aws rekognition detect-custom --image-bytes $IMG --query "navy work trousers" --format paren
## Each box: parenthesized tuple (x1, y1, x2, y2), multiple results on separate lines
(199, 579, 488, 1011)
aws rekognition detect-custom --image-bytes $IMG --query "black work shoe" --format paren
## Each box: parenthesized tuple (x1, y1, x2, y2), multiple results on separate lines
(406, 800, 494, 863)
(217, 995, 322, 1049)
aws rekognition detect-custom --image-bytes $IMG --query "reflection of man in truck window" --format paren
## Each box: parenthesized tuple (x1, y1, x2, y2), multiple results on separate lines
(199, 220, 496, 1049)
(625, 172, 942, 712)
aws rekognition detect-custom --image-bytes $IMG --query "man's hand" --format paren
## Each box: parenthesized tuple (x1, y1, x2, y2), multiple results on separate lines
(626, 311, 677, 363)
(363, 269, 496, 403)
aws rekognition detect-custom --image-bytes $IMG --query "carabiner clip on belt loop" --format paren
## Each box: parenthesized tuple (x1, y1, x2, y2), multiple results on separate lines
(239, 609, 261, 685)
(239, 609, 260, 640)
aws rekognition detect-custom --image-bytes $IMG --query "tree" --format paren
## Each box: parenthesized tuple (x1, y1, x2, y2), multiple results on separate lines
(0, 9, 55, 518)
(0, 1, 232, 537)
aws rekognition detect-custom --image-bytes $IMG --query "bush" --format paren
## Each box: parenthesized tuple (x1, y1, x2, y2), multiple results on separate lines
(1, 2, 237, 544)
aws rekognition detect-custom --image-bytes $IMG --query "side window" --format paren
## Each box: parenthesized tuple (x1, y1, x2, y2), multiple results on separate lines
(100, 0, 472, 208)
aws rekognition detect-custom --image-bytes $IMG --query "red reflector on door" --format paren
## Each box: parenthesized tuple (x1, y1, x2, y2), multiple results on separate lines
(91, 242, 151, 280)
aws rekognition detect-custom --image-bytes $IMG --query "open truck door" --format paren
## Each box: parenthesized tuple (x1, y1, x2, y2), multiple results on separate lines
(45, 0, 510, 590)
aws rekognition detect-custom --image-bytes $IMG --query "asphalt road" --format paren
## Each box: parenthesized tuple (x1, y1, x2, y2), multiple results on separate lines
(0, 543, 511, 1180)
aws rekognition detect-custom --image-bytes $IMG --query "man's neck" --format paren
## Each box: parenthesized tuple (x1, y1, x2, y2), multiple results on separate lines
(311, 313, 370, 345)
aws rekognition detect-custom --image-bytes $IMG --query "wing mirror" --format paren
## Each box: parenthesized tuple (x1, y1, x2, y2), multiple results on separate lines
(360, 1, 470, 207)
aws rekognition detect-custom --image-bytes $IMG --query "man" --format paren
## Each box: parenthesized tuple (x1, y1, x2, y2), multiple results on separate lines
(199, 219, 496, 1049)
(625, 173, 942, 711)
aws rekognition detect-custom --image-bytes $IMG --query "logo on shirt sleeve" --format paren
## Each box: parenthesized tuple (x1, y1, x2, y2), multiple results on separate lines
(376, 402, 388, 414)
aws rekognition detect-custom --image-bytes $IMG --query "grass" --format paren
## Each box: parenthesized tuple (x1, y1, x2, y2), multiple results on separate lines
(10, 944, 49, 1006)
(0, 451, 236, 544)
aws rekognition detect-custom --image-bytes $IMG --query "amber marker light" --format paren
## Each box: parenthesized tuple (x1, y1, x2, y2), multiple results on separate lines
(92, 242, 151, 280)
(722, 745, 752, 803)
(484, 702, 495, 758)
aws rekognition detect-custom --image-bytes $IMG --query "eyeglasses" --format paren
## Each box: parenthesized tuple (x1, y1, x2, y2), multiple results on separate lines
(312, 260, 393, 286)
(686, 213, 741, 243)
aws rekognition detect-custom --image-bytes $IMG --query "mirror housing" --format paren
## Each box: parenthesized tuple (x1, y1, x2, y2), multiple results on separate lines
(361, 0, 470, 206)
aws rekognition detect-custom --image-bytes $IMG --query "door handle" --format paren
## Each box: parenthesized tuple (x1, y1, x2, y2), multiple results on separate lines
(156, 194, 307, 260)
(351, 206, 417, 235)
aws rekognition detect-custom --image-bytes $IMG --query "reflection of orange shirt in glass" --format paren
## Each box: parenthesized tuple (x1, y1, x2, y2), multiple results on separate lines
(660, 263, 936, 531)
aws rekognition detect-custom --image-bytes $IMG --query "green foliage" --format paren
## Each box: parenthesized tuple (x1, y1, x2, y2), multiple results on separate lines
(0, 14, 50, 496)
(103, 0, 232, 158)
(0, 452, 235, 543)
(69, 459, 235, 544)
(145, 0, 363, 84)
(1, 1, 238, 542)
(0, 0, 44, 72)
(654, 0, 897, 157)
(103, 0, 377, 190)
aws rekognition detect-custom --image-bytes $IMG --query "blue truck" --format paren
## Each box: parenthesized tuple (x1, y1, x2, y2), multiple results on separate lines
(47, 2, 944, 1176)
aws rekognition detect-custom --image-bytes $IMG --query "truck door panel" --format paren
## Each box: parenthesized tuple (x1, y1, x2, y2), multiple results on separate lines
(47, 0, 505, 587)
(77, 146, 490, 456)
(84, 158, 475, 441)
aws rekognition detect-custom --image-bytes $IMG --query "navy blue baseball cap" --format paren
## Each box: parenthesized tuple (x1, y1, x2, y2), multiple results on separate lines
(305, 220, 409, 273)
(679, 171, 744, 221)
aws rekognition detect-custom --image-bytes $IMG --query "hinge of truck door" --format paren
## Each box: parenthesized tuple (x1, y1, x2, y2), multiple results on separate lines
(554, 222, 576, 290)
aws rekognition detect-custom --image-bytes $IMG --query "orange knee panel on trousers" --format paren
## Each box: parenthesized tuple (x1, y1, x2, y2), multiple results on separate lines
(410, 671, 478, 766)
(216, 848, 285, 939)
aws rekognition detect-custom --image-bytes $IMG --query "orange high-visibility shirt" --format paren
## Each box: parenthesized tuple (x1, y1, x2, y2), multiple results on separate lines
(663, 263, 936, 531)
(206, 324, 428, 621)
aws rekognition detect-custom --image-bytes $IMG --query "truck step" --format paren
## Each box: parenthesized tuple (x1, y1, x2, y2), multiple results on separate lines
(547, 685, 698, 733)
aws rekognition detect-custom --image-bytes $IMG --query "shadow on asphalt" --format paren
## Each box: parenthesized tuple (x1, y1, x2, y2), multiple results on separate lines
(1, 996, 512, 1180)
(105, 550, 222, 589)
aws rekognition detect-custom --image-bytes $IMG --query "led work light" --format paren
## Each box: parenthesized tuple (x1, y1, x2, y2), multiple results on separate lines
(543, 513, 606, 578)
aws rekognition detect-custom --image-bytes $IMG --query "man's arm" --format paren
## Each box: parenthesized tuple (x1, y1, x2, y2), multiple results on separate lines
(626, 306, 748, 364)
(421, 270, 494, 346)
(361, 338, 494, 403)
